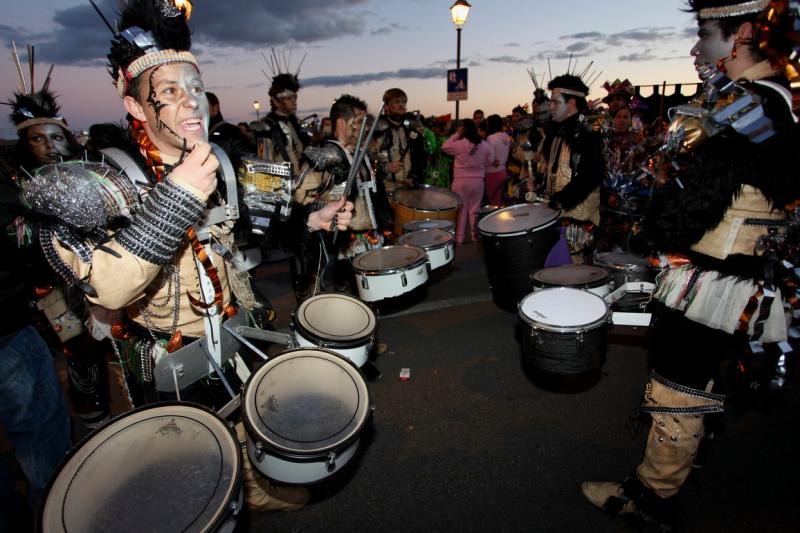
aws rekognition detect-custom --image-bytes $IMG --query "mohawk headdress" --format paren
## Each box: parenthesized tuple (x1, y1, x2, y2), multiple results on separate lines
(531, 55, 603, 101)
(7, 42, 67, 132)
(262, 48, 306, 99)
(688, 0, 800, 112)
(526, 67, 549, 104)
(94, 0, 196, 97)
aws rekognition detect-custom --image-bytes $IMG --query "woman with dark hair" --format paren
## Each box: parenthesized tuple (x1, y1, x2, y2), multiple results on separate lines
(442, 119, 492, 243)
(484, 114, 510, 206)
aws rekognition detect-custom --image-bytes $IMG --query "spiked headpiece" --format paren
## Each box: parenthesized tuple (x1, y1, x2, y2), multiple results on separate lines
(95, 0, 197, 97)
(6, 42, 67, 132)
(262, 48, 306, 98)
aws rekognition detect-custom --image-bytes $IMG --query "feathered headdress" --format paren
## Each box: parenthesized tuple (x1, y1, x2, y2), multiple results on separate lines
(6, 42, 67, 132)
(601, 79, 635, 103)
(92, 0, 196, 97)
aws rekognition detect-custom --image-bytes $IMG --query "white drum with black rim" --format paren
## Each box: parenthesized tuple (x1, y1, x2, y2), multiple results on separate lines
(397, 229, 454, 271)
(241, 348, 373, 485)
(39, 403, 243, 533)
(402, 218, 455, 235)
(292, 293, 377, 367)
(530, 264, 612, 297)
(518, 288, 611, 375)
(351, 245, 429, 302)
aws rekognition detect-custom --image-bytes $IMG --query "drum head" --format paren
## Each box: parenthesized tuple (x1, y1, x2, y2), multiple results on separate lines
(40, 403, 240, 533)
(402, 219, 455, 233)
(519, 288, 609, 330)
(594, 252, 650, 271)
(477, 203, 559, 235)
(531, 265, 610, 288)
(296, 294, 376, 344)
(243, 349, 371, 455)
(351, 245, 427, 272)
(398, 229, 453, 250)
(393, 186, 461, 210)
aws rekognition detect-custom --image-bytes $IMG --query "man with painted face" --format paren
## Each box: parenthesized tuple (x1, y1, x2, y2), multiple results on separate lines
(375, 88, 427, 197)
(581, 0, 800, 528)
(257, 71, 309, 177)
(540, 74, 605, 264)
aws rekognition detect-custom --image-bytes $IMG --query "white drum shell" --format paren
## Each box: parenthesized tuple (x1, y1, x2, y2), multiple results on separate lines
(398, 230, 455, 271)
(293, 332, 370, 367)
(353, 266, 428, 301)
(246, 433, 360, 485)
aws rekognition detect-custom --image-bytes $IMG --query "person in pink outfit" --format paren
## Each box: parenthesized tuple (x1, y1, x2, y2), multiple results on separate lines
(484, 114, 510, 206)
(442, 120, 493, 243)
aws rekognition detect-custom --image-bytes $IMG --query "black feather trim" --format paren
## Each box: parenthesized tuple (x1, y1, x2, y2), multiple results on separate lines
(8, 88, 63, 126)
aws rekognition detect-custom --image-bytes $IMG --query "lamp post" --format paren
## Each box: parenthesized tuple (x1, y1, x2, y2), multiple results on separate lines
(253, 100, 260, 120)
(449, 0, 471, 121)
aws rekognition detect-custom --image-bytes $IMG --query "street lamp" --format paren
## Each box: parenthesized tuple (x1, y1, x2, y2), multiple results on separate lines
(449, 0, 471, 120)
(253, 100, 260, 120)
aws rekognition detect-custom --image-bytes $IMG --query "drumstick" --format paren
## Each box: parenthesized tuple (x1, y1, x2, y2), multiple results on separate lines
(332, 102, 385, 242)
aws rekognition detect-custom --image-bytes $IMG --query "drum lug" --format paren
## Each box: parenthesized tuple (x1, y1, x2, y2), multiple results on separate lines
(254, 441, 265, 462)
(445, 247, 450, 261)
(401, 272, 408, 287)
(326, 451, 337, 472)
(530, 328, 542, 344)
(229, 500, 241, 515)
(576, 331, 585, 352)
(361, 276, 369, 290)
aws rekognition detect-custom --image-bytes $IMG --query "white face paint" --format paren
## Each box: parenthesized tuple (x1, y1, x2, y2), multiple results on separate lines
(135, 62, 209, 159)
(26, 124, 70, 165)
(272, 92, 298, 116)
(690, 20, 736, 78)
(548, 92, 575, 123)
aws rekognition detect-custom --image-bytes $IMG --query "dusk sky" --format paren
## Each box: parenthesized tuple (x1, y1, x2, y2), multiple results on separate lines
(0, 0, 702, 137)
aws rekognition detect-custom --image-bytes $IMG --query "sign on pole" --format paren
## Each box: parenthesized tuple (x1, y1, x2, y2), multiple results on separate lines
(447, 68, 468, 102)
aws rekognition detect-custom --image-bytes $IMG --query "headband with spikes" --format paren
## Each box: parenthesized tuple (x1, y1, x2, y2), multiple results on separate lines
(262, 47, 306, 98)
(6, 41, 67, 132)
(545, 55, 601, 98)
(95, 0, 198, 98)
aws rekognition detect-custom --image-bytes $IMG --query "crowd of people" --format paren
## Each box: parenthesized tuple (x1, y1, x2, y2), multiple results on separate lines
(1, 0, 799, 531)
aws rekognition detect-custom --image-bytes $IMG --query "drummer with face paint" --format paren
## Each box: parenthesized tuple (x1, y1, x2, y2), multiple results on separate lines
(541, 73, 606, 264)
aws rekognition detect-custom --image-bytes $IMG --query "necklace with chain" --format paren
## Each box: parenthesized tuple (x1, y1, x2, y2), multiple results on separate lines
(137, 260, 182, 342)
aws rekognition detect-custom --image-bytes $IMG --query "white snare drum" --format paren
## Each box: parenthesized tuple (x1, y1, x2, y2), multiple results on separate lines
(530, 264, 612, 297)
(518, 288, 611, 375)
(40, 403, 242, 533)
(351, 245, 429, 302)
(292, 293, 377, 367)
(402, 218, 455, 235)
(397, 229, 454, 271)
(241, 348, 372, 485)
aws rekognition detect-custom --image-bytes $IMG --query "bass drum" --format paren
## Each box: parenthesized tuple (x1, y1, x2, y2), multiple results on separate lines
(39, 403, 242, 533)
(391, 185, 461, 236)
(477, 203, 560, 312)
(241, 348, 373, 485)
(292, 293, 377, 367)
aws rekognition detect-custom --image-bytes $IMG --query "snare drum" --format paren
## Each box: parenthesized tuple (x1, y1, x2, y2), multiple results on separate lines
(292, 293, 377, 367)
(477, 203, 560, 311)
(397, 229, 454, 271)
(39, 403, 242, 533)
(241, 348, 372, 485)
(518, 288, 611, 375)
(593, 252, 658, 288)
(391, 185, 461, 236)
(530, 264, 612, 297)
(402, 218, 455, 235)
(351, 245, 429, 302)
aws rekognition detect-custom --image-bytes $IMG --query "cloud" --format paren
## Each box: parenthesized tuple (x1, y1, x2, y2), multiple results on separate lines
(560, 32, 604, 40)
(619, 50, 657, 62)
(487, 55, 527, 64)
(503, 42, 520, 47)
(565, 42, 591, 52)
(303, 67, 443, 87)
(0, 0, 372, 66)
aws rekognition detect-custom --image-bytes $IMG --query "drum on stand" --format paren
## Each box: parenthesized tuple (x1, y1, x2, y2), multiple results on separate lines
(402, 218, 455, 235)
(351, 245, 429, 302)
(391, 185, 461, 237)
(477, 203, 560, 312)
(39, 403, 242, 533)
(397, 229, 455, 271)
(593, 252, 659, 312)
(241, 348, 373, 485)
(518, 288, 611, 375)
(292, 293, 377, 367)
(530, 264, 612, 297)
